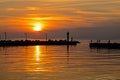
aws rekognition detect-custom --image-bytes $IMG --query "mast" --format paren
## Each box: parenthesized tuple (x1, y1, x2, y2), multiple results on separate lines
(25, 33, 28, 41)
(0, 33, 1, 41)
(4, 32, 7, 41)
(46, 33, 48, 41)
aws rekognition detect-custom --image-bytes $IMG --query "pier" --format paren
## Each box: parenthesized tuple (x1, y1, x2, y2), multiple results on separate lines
(89, 40, 120, 49)
(0, 32, 80, 47)
(0, 40, 79, 46)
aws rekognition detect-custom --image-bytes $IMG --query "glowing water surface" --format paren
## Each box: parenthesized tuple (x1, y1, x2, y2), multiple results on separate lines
(0, 40, 120, 80)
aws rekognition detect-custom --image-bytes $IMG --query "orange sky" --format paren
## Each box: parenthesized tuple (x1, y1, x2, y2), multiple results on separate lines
(0, 0, 120, 39)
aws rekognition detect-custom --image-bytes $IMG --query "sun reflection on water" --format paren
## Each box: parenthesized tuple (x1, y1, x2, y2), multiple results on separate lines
(23, 46, 56, 72)
(33, 46, 43, 72)
(35, 46, 41, 62)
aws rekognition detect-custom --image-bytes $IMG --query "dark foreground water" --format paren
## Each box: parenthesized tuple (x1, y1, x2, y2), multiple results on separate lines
(0, 40, 120, 80)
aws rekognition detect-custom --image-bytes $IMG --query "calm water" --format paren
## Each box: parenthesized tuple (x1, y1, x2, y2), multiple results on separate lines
(0, 40, 120, 80)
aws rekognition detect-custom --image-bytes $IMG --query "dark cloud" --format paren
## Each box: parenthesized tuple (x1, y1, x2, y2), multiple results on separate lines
(45, 19, 120, 40)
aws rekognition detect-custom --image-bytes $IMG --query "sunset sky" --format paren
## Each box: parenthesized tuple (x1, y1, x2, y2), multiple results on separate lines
(0, 0, 120, 40)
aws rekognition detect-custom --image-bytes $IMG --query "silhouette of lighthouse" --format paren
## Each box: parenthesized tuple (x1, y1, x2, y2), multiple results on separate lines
(67, 32, 69, 42)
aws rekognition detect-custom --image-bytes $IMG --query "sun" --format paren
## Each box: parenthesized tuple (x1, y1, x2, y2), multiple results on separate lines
(33, 23, 43, 31)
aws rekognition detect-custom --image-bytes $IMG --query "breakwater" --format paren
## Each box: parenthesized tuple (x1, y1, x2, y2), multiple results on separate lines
(0, 40, 80, 47)
(90, 43, 120, 49)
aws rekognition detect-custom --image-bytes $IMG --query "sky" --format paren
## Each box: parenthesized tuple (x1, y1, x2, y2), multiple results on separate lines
(0, 0, 120, 40)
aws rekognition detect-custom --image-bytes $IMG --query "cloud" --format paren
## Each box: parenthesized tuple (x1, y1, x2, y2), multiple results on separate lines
(0, 0, 120, 39)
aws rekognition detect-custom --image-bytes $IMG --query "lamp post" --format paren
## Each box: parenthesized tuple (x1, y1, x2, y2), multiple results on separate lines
(0, 34, 1, 41)
(67, 32, 69, 42)
(45, 33, 48, 41)
(4, 32, 7, 41)
(39, 31, 48, 41)
(25, 33, 28, 41)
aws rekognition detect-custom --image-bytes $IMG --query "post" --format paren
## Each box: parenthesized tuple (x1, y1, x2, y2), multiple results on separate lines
(0, 34, 1, 41)
(4, 32, 7, 41)
(97, 40, 100, 43)
(67, 32, 69, 42)
(25, 33, 28, 41)
(108, 40, 110, 43)
(46, 33, 47, 41)
(97, 40, 98, 43)
(71, 37, 73, 41)
(90, 40, 92, 43)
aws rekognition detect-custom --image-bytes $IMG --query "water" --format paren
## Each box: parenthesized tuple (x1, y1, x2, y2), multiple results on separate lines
(0, 40, 120, 80)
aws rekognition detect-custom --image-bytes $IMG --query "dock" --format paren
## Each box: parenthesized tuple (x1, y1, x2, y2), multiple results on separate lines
(0, 40, 80, 47)
(0, 32, 80, 47)
(89, 41, 120, 49)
